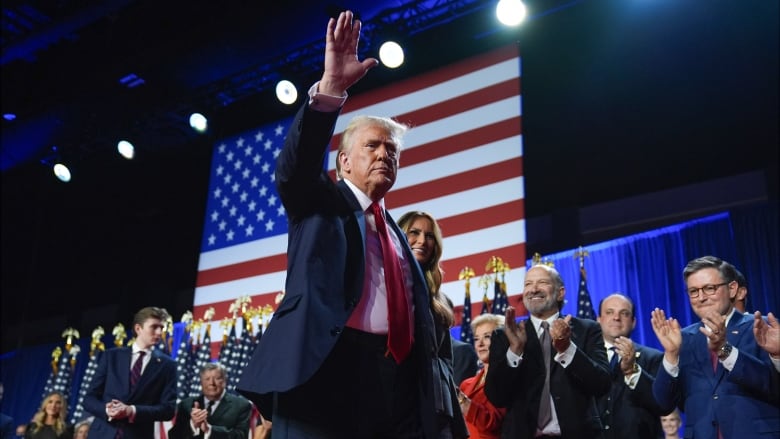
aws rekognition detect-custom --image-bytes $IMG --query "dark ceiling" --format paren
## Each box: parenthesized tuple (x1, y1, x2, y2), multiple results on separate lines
(2, 0, 778, 352)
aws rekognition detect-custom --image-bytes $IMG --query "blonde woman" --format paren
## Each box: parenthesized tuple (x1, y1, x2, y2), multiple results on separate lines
(25, 392, 73, 439)
(458, 314, 507, 439)
(660, 409, 683, 439)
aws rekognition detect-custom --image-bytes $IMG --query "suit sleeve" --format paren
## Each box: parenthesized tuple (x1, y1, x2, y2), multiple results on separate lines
(566, 320, 611, 397)
(166, 400, 193, 439)
(209, 398, 252, 439)
(132, 359, 177, 423)
(484, 329, 522, 408)
(631, 349, 670, 416)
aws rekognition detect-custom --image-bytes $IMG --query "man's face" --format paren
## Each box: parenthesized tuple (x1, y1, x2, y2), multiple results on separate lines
(134, 317, 164, 349)
(522, 266, 564, 319)
(201, 368, 226, 401)
(597, 295, 636, 343)
(339, 124, 399, 200)
(686, 267, 736, 319)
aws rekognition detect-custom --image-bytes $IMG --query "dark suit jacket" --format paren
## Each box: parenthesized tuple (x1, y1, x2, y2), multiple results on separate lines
(485, 317, 611, 439)
(236, 103, 439, 438)
(167, 392, 251, 439)
(653, 312, 780, 438)
(83, 347, 177, 439)
(452, 338, 479, 386)
(0, 413, 13, 439)
(597, 343, 666, 439)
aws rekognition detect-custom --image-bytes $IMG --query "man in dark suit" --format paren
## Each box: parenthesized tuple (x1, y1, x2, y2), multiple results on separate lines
(237, 10, 441, 439)
(651, 256, 780, 438)
(452, 338, 479, 386)
(168, 362, 251, 439)
(484, 264, 611, 439)
(83, 306, 177, 439)
(596, 293, 666, 439)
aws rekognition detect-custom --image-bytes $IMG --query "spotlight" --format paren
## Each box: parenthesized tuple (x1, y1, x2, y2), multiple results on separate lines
(379, 41, 404, 69)
(496, 0, 527, 26)
(189, 113, 208, 133)
(53, 163, 72, 183)
(275, 80, 298, 105)
(117, 140, 135, 159)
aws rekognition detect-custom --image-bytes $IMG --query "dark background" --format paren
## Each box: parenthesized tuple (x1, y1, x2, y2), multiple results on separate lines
(2, 0, 777, 352)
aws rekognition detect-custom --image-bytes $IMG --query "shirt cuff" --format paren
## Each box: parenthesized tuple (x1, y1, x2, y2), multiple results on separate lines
(128, 405, 136, 423)
(624, 363, 641, 389)
(308, 82, 347, 111)
(190, 419, 200, 434)
(554, 341, 577, 368)
(662, 356, 680, 377)
(720, 346, 738, 371)
(506, 348, 523, 367)
(771, 355, 780, 373)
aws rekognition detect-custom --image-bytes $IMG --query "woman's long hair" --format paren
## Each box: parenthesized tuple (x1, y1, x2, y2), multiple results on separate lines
(397, 211, 454, 328)
(29, 391, 69, 435)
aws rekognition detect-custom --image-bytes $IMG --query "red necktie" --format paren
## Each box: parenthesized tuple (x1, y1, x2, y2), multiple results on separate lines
(130, 351, 146, 391)
(372, 202, 412, 363)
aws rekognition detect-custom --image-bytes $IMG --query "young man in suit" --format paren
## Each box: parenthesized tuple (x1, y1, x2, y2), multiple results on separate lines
(237, 10, 444, 438)
(651, 256, 780, 438)
(484, 264, 611, 439)
(83, 306, 177, 439)
(168, 362, 251, 439)
(596, 293, 667, 439)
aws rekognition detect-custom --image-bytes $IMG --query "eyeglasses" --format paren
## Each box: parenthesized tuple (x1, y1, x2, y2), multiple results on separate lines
(687, 282, 730, 298)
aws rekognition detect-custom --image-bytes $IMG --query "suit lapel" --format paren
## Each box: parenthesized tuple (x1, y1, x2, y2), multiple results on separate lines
(130, 350, 161, 397)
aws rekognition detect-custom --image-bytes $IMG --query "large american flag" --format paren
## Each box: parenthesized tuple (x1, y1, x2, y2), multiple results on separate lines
(194, 43, 526, 332)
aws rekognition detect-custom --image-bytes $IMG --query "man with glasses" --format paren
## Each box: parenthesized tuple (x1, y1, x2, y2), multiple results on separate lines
(650, 256, 779, 439)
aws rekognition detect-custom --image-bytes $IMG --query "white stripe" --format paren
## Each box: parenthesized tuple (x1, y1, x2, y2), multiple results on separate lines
(441, 219, 526, 261)
(389, 176, 525, 221)
(327, 97, 522, 170)
(198, 233, 288, 270)
(335, 57, 521, 132)
(194, 270, 287, 306)
(394, 135, 522, 190)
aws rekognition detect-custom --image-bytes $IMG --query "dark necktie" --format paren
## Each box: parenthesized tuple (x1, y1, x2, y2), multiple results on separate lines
(609, 346, 619, 377)
(538, 321, 552, 429)
(130, 351, 146, 391)
(372, 202, 412, 363)
(206, 399, 215, 417)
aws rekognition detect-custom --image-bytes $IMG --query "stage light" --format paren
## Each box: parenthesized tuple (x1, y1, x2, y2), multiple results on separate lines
(379, 41, 404, 68)
(496, 0, 527, 26)
(275, 80, 298, 105)
(189, 113, 208, 133)
(3, 113, 16, 121)
(117, 140, 135, 159)
(53, 163, 71, 183)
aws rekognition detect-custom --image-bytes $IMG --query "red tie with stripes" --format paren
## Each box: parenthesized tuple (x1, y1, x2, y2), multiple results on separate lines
(130, 351, 145, 391)
(372, 202, 412, 363)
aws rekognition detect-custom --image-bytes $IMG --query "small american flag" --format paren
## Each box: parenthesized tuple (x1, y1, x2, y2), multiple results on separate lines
(576, 265, 596, 320)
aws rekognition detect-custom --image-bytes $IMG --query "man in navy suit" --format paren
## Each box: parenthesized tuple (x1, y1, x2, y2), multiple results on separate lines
(596, 293, 667, 439)
(237, 10, 440, 439)
(168, 362, 251, 439)
(485, 264, 611, 439)
(83, 306, 177, 439)
(651, 256, 780, 438)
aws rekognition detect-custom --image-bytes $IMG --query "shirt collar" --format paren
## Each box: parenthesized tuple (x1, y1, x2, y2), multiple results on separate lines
(342, 177, 383, 212)
(529, 313, 560, 333)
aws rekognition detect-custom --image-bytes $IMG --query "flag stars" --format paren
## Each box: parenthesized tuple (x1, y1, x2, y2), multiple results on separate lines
(234, 159, 243, 170)
(265, 219, 275, 231)
(226, 151, 234, 162)
(255, 131, 264, 142)
(229, 206, 237, 217)
(221, 197, 230, 208)
(267, 194, 277, 207)
(237, 215, 246, 226)
(223, 173, 232, 185)
(239, 191, 248, 202)
(245, 224, 254, 236)
(236, 137, 245, 147)
(242, 169, 250, 179)
(250, 177, 259, 188)
(231, 182, 240, 193)
(218, 220, 227, 231)
(264, 139, 272, 150)
(253, 154, 261, 165)
(213, 187, 222, 198)
(256, 210, 266, 221)
(216, 165, 224, 176)
(208, 234, 216, 245)
(210, 211, 219, 222)
(274, 124, 285, 136)
(259, 186, 268, 197)
(277, 205, 285, 216)
(273, 147, 281, 159)
(244, 145, 253, 156)
(261, 162, 270, 174)
(248, 201, 256, 211)
(218, 143, 227, 154)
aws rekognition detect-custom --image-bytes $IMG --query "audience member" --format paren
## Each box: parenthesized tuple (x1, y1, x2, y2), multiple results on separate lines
(168, 362, 251, 439)
(753, 311, 780, 371)
(651, 255, 780, 438)
(72, 418, 91, 439)
(659, 409, 683, 439)
(596, 293, 667, 439)
(83, 306, 177, 439)
(236, 11, 444, 438)
(24, 392, 72, 439)
(458, 313, 507, 439)
(484, 263, 611, 438)
(251, 413, 272, 439)
(398, 210, 468, 438)
(734, 268, 749, 314)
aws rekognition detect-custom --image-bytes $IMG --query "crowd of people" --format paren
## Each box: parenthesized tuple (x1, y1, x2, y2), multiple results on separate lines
(4, 9, 779, 439)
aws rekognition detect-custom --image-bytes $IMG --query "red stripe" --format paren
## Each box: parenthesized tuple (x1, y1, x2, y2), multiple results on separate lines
(196, 253, 287, 288)
(387, 156, 523, 208)
(343, 44, 520, 113)
(437, 199, 525, 237)
(440, 243, 526, 284)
